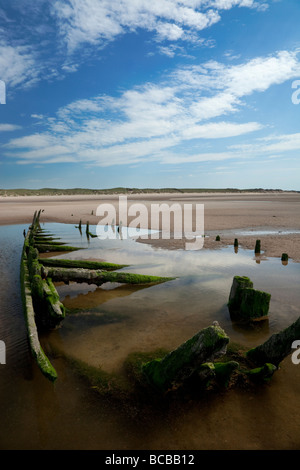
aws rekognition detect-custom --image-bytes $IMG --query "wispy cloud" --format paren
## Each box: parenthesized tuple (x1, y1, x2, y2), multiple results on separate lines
(0, 124, 21, 132)
(4, 49, 299, 168)
(51, 0, 268, 53)
(0, 41, 40, 89)
(230, 132, 300, 154)
(0, 0, 270, 91)
(51, 0, 219, 52)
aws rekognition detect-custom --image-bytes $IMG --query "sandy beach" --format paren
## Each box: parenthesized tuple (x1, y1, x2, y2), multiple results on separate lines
(1, 191, 300, 450)
(1, 191, 300, 261)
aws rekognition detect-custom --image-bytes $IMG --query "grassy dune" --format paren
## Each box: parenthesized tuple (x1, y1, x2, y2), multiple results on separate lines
(0, 187, 293, 197)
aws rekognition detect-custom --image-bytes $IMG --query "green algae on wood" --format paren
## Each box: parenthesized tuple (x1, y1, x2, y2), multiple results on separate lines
(36, 276, 66, 329)
(245, 363, 277, 383)
(228, 275, 271, 321)
(26, 248, 65, 329)
(34, 240, 67, 246)
(20, 212, 63, 380)
(35, 244, 82, 253)
(88, 232, 98, 238)
(254, 239, 261, 254)
(39, 258, 129, 271)
(246, 315, 300, 367)
(214, 361, 239, 386)
(142, 323, 229, 392)
(34, 236, 62, 242)
(20, 242, 58, 382)
(42, 266, 175, 286)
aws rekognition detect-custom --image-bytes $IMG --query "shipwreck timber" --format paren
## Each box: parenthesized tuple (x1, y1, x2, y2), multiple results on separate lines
(20, 210, 300, 397)
(20, 211, 175, 381)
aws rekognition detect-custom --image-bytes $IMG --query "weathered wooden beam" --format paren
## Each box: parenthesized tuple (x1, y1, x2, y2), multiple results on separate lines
(228, 276, 271, 322)
(35, 244, 82, 253)
(142, 322, 229, 391)
(246, 316, 300, 367)
(20, 239, 58, 382)
(39, 258, 128, 271)
(42, 266, 175, 286)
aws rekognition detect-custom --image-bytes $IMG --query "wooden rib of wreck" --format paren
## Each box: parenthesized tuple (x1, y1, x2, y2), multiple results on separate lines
(20, 210, 175, 382)
(21, 211, 300, 394)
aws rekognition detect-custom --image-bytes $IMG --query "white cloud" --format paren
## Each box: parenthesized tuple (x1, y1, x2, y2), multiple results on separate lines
(0, 0, 270, 91)
(0, 41, 40, 88)
(51, 0, 266, 53)
(177, 50, 300, 95)
(208, 0, 268, 10)
(0, 124, 21, 131)
(5, 133, 53, 149)
(159, 150, 238, 164)
(155, 22, 185, 41)
(181, 121, 262, 139)
(225, 51, 300, 96)
(230, 132, 300, 154)
(4, 49, 299, 168)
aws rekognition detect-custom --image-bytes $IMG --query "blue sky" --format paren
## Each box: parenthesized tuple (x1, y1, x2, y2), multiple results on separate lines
(0, 0, 300, 190)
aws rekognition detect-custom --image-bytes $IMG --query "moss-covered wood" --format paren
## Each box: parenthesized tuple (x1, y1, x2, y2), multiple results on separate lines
(245, 363, 277, 382)
(35, 240, 67, 246)
(20, 212, 77, 381)
(39, 258, 129, 271)
(20, 235, 58, 382)
(246, 315, 300, 367)
(254, 239, 261, 254)
(20, 210, 176, 382)
(42, 266, 175, 286)
(21, 209, 296, 393)
(142, 323, 229, 391)
(228, 275, 271, 321)
(36, 244, 82, 253)
(31, 274, 66, 329)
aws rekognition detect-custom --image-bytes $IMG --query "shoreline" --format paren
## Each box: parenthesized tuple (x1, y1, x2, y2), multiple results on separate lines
(1, 192, 299, 261)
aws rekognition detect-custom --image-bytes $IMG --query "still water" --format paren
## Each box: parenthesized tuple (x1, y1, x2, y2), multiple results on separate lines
(0, 222, 300, 450)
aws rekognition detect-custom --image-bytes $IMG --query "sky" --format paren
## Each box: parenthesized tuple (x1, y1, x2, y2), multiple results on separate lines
(0, 0, 300, 191)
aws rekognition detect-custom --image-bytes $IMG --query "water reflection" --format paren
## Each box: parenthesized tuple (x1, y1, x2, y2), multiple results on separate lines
(36, 222, 300, 374)
(1, 222, 300, 450)
(58, 282, 155, 309)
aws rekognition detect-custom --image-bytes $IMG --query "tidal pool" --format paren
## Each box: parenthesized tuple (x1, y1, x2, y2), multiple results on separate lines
(0, 222, 300, 450)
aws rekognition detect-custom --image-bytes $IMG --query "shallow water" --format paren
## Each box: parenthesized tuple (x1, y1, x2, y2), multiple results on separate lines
(0, 222, 300, 450)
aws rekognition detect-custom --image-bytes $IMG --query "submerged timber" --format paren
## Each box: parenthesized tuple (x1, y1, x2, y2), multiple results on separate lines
(20, 210, 300, 397)
(20, 210, 175, 381)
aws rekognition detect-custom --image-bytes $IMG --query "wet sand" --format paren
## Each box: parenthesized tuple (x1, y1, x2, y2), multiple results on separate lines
(1, 191, 299, 261)
(1, 191, 300, 450)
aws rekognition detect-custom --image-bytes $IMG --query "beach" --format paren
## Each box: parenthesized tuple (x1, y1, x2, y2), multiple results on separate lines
(1, 191, 299, 261)
(1, 190, 300, 450)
